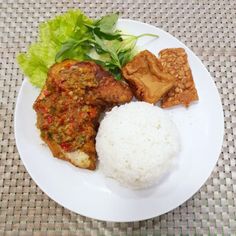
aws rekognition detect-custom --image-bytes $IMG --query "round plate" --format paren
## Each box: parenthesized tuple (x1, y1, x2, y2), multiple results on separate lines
(14, 19, 224, 222)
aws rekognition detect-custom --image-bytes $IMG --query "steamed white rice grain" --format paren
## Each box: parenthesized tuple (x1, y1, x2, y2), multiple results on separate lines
(96, 101, 180, 189)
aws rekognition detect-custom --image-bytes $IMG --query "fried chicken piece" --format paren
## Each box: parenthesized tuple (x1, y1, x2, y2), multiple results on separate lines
(47, 60, 133, 106)
(86, 76, 133, 106)
(122, 50, 175, 104)
(34, 60, 133, 170)
(159, 48, 199, 108)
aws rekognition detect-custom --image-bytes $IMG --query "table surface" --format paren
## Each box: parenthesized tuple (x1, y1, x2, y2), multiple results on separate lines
(0, 0, 235, 235)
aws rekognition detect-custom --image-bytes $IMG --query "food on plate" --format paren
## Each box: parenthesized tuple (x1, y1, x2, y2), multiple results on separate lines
(122, 50, 175, 103)
(17, 9, 197, 178)
(33, 60, 132, 170)
(96, 102, 180, 189)
(159, 48, 199, 107)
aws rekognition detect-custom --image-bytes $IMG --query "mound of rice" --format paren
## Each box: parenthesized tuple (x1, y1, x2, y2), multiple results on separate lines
(96, 102, 180, 189)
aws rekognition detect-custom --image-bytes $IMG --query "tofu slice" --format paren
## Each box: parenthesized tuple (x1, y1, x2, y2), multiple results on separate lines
(122, 50, 175, 104)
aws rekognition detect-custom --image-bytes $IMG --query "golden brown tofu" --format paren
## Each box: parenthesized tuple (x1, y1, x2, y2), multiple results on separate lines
(122, 50, 175, 104)
(159, 48, 199, 108)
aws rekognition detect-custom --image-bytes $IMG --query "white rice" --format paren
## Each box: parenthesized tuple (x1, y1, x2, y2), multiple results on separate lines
(96, 101, 180, 189)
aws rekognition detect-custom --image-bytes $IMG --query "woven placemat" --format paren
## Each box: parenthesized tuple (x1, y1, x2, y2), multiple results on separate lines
(0, 0, 235, 235)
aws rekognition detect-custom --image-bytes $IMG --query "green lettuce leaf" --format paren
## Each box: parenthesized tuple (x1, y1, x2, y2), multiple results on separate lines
(17, 9, 93, 88)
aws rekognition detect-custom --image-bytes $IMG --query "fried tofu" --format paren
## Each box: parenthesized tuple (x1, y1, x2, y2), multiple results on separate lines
(159, 48, 199, 108)
(122, 50, 175, 104)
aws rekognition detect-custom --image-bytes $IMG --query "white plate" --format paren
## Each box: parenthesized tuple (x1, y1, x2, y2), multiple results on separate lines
(14, 19, 224, 222)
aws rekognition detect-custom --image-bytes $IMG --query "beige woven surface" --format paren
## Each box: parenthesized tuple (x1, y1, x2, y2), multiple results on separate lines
(0, 0, 235, 235)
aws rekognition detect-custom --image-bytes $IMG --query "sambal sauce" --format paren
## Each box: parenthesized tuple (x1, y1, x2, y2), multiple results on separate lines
(33, 60, 133, 170)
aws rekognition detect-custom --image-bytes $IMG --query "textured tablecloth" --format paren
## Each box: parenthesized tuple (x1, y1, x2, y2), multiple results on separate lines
(0, 0, 235, 235)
